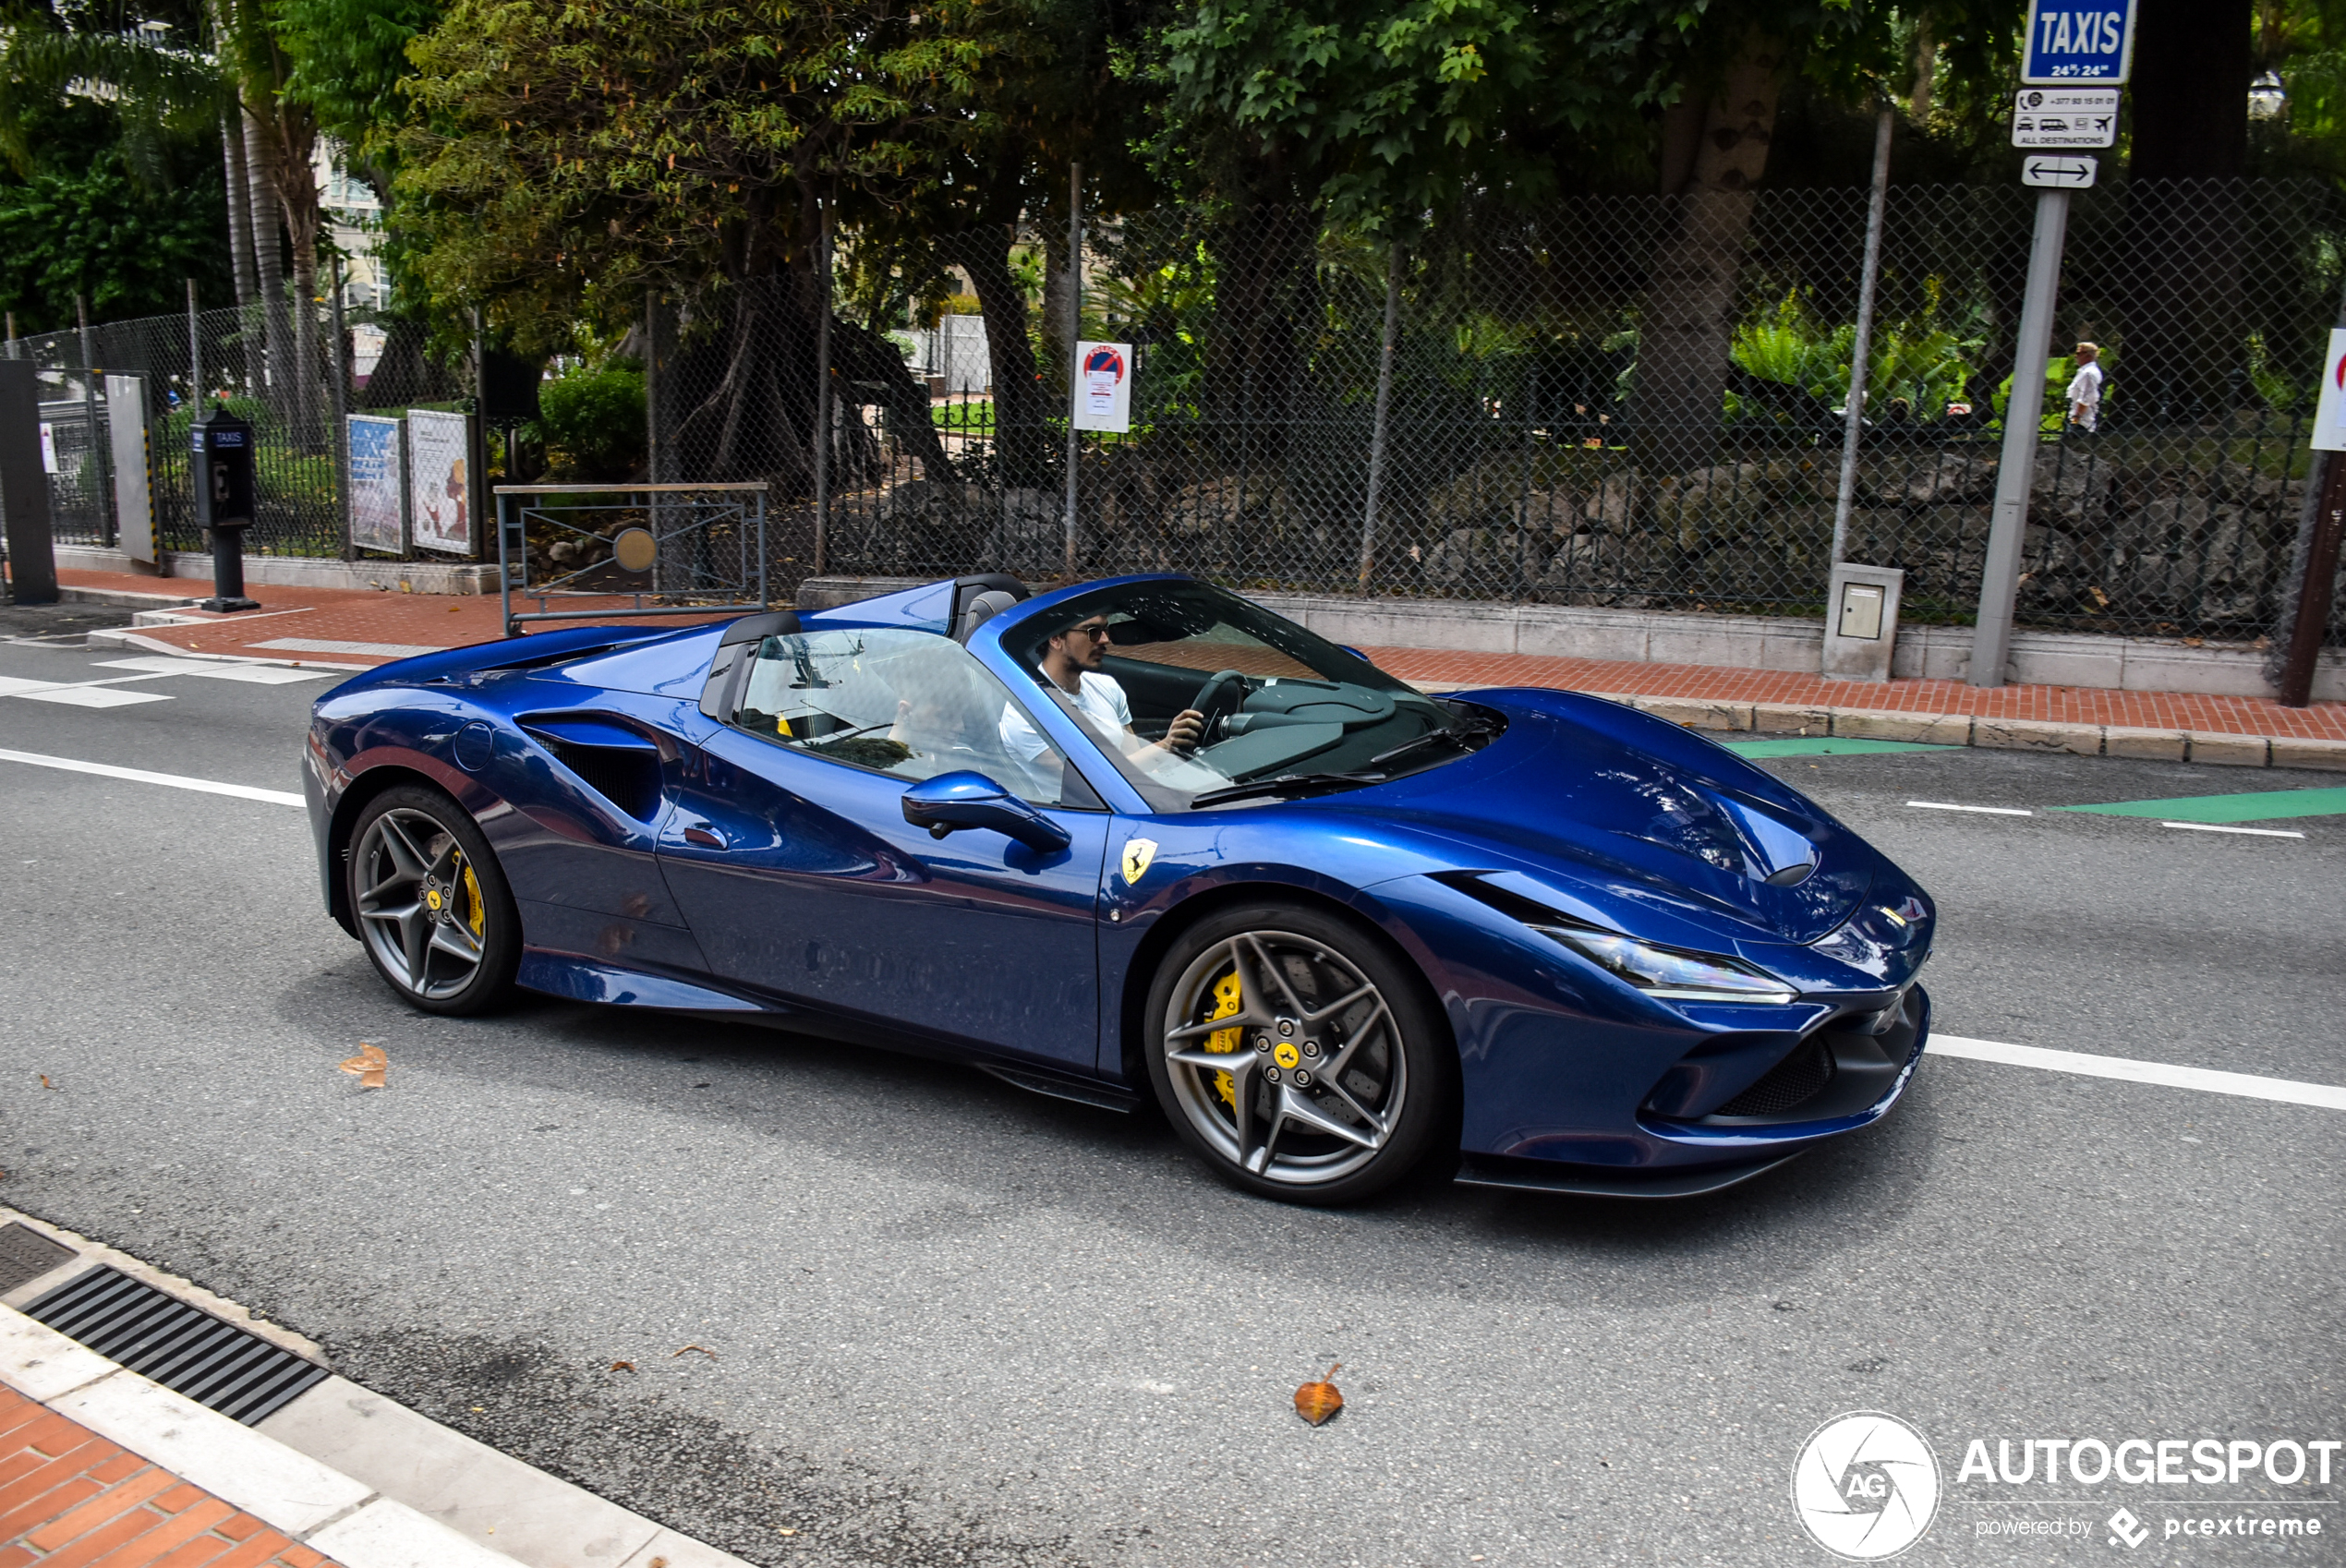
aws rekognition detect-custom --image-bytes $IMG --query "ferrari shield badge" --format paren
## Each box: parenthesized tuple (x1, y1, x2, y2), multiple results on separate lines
(1119, 838, 1159, 885)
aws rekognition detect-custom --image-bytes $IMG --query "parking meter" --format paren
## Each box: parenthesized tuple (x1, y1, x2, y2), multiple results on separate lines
(191, 403, 260, 611)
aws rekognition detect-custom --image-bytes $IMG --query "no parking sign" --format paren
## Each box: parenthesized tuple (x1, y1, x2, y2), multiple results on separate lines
(1072, 340, 1131, 433)
(2311, 329, 2346, 452)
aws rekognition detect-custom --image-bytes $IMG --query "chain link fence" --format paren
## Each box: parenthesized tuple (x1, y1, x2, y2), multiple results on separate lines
(3, 293, 466, 561)
(662, 177, 2344, 648)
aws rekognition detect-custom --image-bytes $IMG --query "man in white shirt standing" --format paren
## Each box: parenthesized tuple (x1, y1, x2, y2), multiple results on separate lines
(1001, 611, 1205, 764)
(2066, 342, 2104, 432)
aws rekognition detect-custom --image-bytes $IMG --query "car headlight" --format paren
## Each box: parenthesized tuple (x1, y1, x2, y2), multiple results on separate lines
(1536, 926, 1799, 1005)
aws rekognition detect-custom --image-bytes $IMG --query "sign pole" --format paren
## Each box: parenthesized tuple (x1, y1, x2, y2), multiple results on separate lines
(1969, 187, 2072, 687)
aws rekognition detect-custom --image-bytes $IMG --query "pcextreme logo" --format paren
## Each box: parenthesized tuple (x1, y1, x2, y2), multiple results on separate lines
(1793, 1411, 1943, 1561)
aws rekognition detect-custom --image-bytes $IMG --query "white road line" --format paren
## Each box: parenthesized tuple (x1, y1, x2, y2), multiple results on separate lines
(15, 687, 174, 708)
(248, 637, 448, 657)
(2160, 820, 2306, 839)
(91, 657, 326, 686)
(1929, 1034, 2346, 1112)
(1907, 800, 2033, 815)
(0, 748, 303, 807)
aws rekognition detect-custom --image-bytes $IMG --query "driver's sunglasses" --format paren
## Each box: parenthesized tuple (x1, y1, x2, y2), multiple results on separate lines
(1072, 623, 1113, 641)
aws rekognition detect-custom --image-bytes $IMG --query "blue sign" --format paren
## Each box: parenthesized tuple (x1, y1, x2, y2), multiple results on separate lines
(2022, 1, 2136, 84)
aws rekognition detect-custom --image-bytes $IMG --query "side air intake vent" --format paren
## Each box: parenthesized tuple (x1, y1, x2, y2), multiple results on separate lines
(544, 738, 664, 820)
(21, 1266, 328, 1425)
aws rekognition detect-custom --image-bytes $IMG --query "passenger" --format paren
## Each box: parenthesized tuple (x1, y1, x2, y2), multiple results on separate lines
(1001, 611, 1206, 766)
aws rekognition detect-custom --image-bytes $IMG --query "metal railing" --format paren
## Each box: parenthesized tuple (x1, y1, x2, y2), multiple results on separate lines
(495, 482, 770, 634)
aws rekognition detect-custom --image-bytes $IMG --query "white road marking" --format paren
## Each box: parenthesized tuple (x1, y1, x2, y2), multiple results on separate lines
(1929, 1034, 2346, 1112)
(0, 676, 62, 695)
(2160, 820, 2306, 839)
(91, 657, 325, 685)
(0, 748, 303, 806)
(16, 686, 174, 708)
(249, 637, 447, 657)
(1907, 800, 2033, 815)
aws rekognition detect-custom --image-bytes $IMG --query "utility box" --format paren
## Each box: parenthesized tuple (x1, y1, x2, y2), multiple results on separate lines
(190, 403, 260, 611)
(1821, 562, 1905, 682)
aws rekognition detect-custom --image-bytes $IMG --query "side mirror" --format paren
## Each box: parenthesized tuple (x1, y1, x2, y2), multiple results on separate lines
(900, 771, 1070, 852)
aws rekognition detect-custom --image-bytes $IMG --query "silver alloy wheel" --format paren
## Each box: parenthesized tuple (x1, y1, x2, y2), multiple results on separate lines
(354, 806, 489, 1001)
(1159, 930, 1405, 1188)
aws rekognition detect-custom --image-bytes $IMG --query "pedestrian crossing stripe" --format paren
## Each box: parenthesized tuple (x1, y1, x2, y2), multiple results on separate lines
(2057, 787, 2346, 824)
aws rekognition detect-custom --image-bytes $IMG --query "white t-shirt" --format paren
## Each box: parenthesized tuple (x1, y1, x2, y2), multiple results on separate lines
(2066, 362, 2103, 429)
(1002, 669, 1130, 761)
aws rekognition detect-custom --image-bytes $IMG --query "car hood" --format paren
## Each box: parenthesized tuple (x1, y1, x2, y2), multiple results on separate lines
(1321, 688, 1876, 946)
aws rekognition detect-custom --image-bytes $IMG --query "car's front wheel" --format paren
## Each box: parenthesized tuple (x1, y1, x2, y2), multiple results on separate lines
(1144, 902, 1452, 1204)
(347, 784, 519, 1016)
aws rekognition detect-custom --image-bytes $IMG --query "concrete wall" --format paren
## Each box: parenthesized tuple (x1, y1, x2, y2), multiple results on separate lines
(812, 575, 2346, 703)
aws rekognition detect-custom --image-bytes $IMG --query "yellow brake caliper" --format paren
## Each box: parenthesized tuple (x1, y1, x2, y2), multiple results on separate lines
(1203, 969, 1243, 1108)
(461, 861, 486, 938)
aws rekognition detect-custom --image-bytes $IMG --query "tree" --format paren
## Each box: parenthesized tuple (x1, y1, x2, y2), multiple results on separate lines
(397, 0, 986, 490)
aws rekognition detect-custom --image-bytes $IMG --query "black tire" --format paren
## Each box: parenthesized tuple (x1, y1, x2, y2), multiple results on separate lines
(346, 784, 520, 1016)
(1143, 901, 1453, 1205)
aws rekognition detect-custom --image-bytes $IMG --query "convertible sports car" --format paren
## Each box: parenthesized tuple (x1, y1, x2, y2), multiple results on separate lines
(304, 573, 1934, 1204)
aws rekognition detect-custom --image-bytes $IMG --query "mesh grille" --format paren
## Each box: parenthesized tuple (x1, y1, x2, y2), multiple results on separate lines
(20, 1266, 328, 1425)
(1713, 1037, 1837, 1119)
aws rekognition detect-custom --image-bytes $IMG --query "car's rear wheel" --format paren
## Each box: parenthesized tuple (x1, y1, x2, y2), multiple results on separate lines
(348, 784, 519, 1016)
(1144, 902, 1451, 1204)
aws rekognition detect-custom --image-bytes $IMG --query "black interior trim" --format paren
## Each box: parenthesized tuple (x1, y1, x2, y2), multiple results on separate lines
(719, 609, 803, 646)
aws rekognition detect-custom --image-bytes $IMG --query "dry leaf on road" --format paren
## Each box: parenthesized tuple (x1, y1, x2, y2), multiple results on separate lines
(673, 1343, 718, 1360)
(610, 1360, 636, 1372)
(1295, 1363, 1344, 1426)
(338, 1043, 388, 1089)
(38, 1075, 58, 1090)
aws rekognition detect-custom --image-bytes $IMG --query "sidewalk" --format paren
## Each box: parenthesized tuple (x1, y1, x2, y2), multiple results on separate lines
(43, 565, 2346, 765)
(0, 1210, 749, 1568)
(1, 1385, 342, 1568)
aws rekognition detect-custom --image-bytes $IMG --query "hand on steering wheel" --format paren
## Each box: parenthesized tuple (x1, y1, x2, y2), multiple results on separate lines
(1187, 669, 1248, 749)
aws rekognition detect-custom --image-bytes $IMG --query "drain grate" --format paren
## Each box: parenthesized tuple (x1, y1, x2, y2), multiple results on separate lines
(0, 1223, 78, 1295)
(20, 1266, 328, 1424)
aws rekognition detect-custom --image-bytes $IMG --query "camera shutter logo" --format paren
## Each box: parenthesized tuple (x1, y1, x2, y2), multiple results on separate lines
(1792, 1411, 1941, 1560)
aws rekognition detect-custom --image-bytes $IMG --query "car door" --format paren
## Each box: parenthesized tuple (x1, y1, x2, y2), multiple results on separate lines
(654, 626, 1109, 1072)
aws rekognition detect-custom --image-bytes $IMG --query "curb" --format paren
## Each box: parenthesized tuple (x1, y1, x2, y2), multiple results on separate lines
(0, 1209, 754, 1568)
(83, 625, 375, 671)
(1409, 681, 2346, 771)
(2, 1306, 521, 1568)
(1614, 694, 2346, 771)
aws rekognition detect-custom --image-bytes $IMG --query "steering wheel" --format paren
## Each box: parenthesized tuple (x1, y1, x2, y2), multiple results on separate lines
(1189, 669, 1249, 745)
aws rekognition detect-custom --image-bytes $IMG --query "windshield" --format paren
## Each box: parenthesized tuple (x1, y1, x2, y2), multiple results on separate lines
(996, 579, 1479, 811)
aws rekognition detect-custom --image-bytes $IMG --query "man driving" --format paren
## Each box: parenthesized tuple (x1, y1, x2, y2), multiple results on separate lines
(1000, 611, 1207, 765)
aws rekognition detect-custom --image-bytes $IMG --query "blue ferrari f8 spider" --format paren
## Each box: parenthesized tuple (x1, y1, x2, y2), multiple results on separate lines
(304, 573, 1934, 1204)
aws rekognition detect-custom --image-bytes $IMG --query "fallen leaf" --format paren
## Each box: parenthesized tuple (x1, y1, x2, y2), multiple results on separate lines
(338, 1043, 389, 1090)
(777, 1527, 797, 1536)
(610, 1360, 636, 1372)
(650, 1559, 668, 1568)
(39, 1075, 57, 1090)
(674, 1343, 718, 1360)
(1294, 1362, 1344, 1426)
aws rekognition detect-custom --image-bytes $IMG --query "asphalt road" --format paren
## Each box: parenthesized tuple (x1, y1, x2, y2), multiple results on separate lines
(0, 629, 2340, 1568)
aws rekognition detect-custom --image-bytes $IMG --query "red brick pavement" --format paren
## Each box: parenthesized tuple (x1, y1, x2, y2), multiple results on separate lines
(49, 567, 2346, 742)
(0, 1387, 340, 1568)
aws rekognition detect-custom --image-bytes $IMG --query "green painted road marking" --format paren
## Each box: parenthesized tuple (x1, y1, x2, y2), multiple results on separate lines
(2058, 786, 2346, 824)
(1726, 737, 1957, 758)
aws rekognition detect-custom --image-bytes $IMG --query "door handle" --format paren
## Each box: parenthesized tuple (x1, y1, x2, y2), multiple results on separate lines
(683, 824, 726, 850)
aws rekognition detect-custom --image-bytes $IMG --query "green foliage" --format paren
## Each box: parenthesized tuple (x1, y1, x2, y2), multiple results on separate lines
(0, 105, 230, 331)
(273, 0, 444, 172)
(1728, 288, 1978, 424)
(397, 0, 998, 339)
(527, 360, 647, 479)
